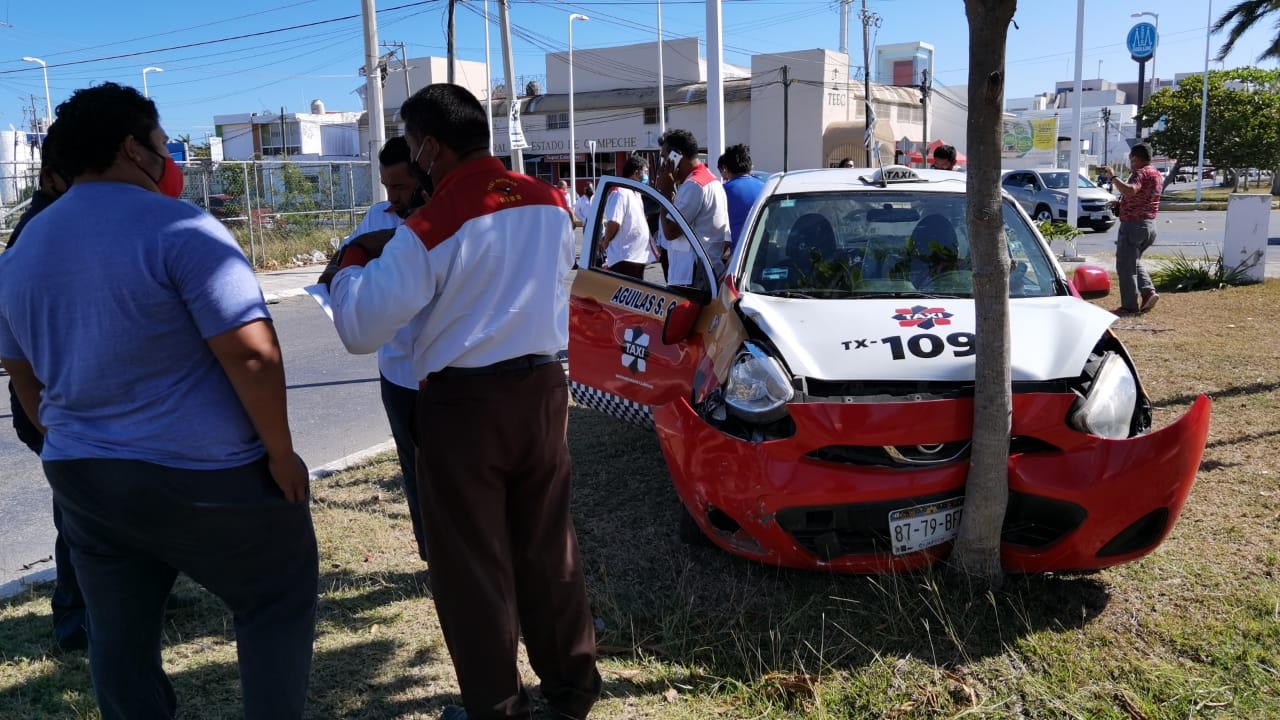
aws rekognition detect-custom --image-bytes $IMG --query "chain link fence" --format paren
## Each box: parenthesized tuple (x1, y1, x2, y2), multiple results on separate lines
(4, 159, 380, 269)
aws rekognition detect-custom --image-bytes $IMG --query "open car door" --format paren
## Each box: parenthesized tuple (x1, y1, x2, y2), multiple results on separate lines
(568, 175, 719, 429)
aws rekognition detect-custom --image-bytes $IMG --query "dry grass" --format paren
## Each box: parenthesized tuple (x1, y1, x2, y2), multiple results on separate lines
(2, 281, 1279, 719)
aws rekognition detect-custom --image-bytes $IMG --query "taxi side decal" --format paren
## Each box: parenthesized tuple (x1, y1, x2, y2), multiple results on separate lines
(609, 286, 676, 319)
(569, 382, 655, 429)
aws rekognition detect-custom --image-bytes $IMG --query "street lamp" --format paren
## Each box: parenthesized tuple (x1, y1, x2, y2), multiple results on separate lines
(567, 12, 589, 204)
(1131, 11, 1159, 98)
(142, 66, 164, 98)
(1195, 1, 1212, 202)
(21, 56, 51, 130)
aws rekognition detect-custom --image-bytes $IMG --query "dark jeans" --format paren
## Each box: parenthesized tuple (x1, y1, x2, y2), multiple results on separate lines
(45, 457, 319, 720)
(380, 374, 426, 561)
(10, 382, 86, 647)
(418, 363, 600, 720)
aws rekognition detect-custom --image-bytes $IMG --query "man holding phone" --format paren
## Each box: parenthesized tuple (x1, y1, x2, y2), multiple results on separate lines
(654, 129, 731, 286)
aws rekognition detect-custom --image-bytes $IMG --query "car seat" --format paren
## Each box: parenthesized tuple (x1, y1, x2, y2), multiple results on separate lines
(786, 213, 838, 280)
(909, 214, 968, 288)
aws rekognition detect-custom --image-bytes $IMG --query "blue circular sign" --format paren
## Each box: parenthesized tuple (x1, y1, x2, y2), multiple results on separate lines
(1127, 22, 1158, 61)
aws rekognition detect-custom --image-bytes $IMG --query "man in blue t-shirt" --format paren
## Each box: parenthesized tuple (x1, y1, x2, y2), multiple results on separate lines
(717, 143, 766, 253)
(0, 82, 318, 720)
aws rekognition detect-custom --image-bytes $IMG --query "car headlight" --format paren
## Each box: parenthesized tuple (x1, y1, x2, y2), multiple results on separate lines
(724, 342, 794, 423)
(1053, 194, 1067, 206)
(1069, 352, 1137, 439)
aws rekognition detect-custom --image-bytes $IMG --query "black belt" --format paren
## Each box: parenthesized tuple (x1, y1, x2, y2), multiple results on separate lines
(426, 354, 560, 382)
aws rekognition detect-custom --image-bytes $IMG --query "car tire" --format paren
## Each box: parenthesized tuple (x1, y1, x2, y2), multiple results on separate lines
(1091, 223, 1114, 233)
(677, 506, 714, 547)
(1034, 206, 1054, 222)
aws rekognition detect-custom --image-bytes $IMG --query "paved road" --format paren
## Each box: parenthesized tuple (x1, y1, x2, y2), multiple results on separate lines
(1065, 203, 1280, 278)
(0, 293, 387, 597)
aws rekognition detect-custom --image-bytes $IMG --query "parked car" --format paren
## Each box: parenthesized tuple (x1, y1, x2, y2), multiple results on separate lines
(568, 165, 1211, 574)
(199, 193, 274, 228)
(1002, 168, 1116, 232)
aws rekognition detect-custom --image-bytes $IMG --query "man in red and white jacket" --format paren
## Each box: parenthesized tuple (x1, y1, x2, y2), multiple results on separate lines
(654, 128, 731, 286)
(328, 84, 600, 720)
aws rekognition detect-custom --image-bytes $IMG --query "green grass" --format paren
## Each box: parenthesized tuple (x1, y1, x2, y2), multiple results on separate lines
(3, 282, 1280, 718)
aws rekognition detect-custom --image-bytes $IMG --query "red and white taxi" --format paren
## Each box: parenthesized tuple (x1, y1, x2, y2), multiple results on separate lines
(568, 165, 1211, 573)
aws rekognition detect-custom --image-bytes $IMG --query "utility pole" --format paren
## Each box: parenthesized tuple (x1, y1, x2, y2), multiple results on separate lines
(859, 0, 879, 166)
(447, 0, 457, 84)
(280, 106, 288, 160)
(919, 68, 932, 166)
(839, 0, 851, 54)
(498, 0, 524, 173)
(705, 0, 726, 168)
(1101, 106, 1111, 166)
(781, 65, 790, 171)
(383, 41, 412, 104)
(361, 0, 388, 202)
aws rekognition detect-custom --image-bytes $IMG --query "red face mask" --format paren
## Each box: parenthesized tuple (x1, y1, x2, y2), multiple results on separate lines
(157, 155, 184, 198)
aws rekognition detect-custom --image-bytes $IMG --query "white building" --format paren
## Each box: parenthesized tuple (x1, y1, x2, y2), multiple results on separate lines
(213, 102, 364, 161)
(0, 129, 42, 206)
(472, 38, 930, 190)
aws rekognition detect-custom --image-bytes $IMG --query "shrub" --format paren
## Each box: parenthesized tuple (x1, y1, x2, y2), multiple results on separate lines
(1150, 249, 1263, 291)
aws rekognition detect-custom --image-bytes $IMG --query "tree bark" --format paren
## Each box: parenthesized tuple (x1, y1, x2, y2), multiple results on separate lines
(949, 0, 1018, 588)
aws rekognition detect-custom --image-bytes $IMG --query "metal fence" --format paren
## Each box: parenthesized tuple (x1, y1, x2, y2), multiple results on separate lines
(3, 159, 379, 268)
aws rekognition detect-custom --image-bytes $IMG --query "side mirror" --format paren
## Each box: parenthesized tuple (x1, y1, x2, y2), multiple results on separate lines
(1072, 264, 1112, 300)
(662, 299, 703, 344)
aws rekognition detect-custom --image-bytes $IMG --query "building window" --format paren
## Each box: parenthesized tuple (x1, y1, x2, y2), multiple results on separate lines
(897, 104, 923, 124)
(259, 123, 301, 156)
(643, 107, 668, 125)
(892, 60, 915, 87)
(547, 112, 569, 130)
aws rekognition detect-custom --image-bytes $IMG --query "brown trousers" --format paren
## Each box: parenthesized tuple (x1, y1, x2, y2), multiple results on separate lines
(417, 362, 600, 719)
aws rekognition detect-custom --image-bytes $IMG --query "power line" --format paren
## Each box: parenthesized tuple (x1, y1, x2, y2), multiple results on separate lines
(0, 1, 441, 76)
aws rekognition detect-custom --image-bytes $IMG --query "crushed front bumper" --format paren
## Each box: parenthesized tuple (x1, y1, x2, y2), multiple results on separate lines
(655, 393, 1212, 573)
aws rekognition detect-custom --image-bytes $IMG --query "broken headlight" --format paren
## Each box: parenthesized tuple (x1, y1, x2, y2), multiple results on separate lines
(723, 342, 794, 423)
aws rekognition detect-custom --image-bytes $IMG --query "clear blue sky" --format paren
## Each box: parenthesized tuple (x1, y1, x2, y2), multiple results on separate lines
(1, 0, 1274, 143)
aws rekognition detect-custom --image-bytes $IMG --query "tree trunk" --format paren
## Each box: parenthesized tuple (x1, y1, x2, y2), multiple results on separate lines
(949, 0, 1018, 588)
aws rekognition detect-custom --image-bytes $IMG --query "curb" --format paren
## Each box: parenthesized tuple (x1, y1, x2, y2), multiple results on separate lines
(263, 287, 311, 304)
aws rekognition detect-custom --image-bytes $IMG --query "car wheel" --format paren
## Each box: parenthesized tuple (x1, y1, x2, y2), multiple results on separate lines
(677, 506, 714, 547)
(1092, 223, 1114, 233)
(1033, 206, 1054, 222)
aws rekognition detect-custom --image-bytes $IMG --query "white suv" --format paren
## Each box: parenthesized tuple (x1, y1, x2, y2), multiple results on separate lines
(1002, 169, 1117, 232)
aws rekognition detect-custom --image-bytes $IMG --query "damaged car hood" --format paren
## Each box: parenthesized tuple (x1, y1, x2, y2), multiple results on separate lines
(737, 294, 1116, 382)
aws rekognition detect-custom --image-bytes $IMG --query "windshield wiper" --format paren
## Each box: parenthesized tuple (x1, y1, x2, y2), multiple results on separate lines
(758, 289, 818, 299)
(854, 291, 965, 299)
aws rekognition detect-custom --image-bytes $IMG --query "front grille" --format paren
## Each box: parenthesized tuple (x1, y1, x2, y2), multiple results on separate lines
(776, 489, 1087, 561)
(801, 378, 972, 402)
(776, 491, 961, 558)
(807, 441, 970, 469)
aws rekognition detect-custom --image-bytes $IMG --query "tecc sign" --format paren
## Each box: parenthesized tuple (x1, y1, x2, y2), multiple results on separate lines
(1127, 22, 1157, 62)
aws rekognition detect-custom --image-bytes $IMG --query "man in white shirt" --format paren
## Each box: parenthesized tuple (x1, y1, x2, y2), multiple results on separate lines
(596, 155, 653, 279)
(322, 136, 430, 561)
(655, 128, 731, 286)
(573, 182, 594, 226)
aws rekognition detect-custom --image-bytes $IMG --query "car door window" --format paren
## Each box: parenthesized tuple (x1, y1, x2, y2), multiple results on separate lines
(583, 176, 718, 300)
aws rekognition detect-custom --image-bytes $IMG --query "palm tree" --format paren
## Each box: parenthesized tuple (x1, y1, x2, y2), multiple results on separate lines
(1213, 0, 1280, 61)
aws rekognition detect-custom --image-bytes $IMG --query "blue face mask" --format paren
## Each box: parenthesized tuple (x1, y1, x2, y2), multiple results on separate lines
(641, 173, 650, 184)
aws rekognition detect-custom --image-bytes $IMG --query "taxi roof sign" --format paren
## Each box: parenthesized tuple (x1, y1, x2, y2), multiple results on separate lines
(866, 165, 924, 185)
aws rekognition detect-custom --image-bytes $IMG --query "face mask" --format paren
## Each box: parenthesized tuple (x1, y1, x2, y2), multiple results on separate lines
(411, 140, 436, 198)
(157, 155, 184, 198)
(641, 173, 650, 184)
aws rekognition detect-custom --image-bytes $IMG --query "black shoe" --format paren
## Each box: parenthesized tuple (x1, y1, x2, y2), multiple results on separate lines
(438, 706, 468, 720)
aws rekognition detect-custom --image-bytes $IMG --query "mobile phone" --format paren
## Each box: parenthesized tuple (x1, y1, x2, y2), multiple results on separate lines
(667, 150, 682, 165)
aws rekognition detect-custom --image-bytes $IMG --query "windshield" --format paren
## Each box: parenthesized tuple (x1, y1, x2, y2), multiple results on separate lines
(1041, 172, 1097, 190)
(740, 190, 1060, 299)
